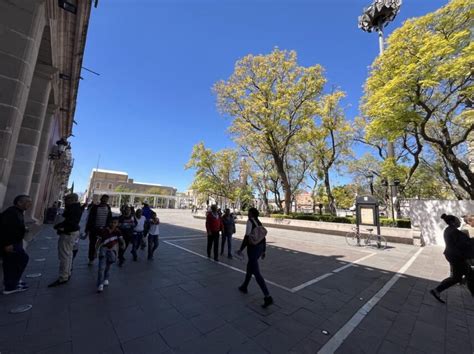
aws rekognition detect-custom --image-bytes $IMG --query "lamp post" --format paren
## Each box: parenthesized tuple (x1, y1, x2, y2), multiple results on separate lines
(359, 0, 402, 211)
(382, 178, 400, 222)
(366, 173, 374, 195)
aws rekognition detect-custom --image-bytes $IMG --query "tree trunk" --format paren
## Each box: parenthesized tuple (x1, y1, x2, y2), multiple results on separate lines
(324, 171, 336, 215)
(272, 154, 292, 215)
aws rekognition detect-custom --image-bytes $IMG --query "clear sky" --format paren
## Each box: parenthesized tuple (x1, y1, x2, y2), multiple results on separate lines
(70, 0, 448, 193)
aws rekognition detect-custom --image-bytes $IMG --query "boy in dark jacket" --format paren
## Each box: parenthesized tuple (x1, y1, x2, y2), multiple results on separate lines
(49, 193, 83, 287)
(0, 195, 32, 295)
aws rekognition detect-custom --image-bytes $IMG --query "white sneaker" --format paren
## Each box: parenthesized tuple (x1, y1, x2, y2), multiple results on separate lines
(97, 284, 104, 292)
(3, 286, 28, 295)
(103, 280, 109, 286)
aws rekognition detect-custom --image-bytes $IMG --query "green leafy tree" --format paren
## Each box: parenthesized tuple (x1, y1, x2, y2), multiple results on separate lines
(214, 48, 325, 214)
(185, 143, 242, 204)
(362, 0, 474, 198)
(308, 91, 353, 215)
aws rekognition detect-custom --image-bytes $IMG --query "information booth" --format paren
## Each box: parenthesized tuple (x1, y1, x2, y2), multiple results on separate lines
(355, 195, 381, 235)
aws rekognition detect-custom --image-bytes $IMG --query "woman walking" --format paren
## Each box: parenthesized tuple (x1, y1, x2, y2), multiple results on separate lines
(430, 213, 472, 303)
(221, 209, 236, 259)
(237, 207, 273, 308)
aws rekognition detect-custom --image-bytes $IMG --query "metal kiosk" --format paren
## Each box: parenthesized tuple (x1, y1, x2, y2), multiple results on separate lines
(356, 195, 383, 247)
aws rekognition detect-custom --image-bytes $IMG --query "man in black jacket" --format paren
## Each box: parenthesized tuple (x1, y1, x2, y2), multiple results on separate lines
(0, 195, 32, 295)
(48, 193, 83, 287)
(85, 194, 112, 265)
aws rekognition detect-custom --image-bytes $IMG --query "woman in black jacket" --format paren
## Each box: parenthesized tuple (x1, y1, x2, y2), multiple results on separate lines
(237, 207, 273, 308)
(430, 213, 472, 303)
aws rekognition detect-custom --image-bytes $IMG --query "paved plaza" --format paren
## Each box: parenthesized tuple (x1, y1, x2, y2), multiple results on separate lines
(0, 210, 473, 354)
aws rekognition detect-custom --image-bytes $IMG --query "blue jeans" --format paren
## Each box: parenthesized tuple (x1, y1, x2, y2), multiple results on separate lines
(131, 232, 143, 259)
(148, 234, 159, 259)
(2, 243, 29, 290)
(220, 233, 232, 256)
(97, 247, 116, 286)
(241, 243, 269, 296)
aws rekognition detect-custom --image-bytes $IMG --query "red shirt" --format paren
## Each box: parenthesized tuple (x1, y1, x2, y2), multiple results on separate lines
(206, 213, 223, 234)
(99, 227, 123, 249)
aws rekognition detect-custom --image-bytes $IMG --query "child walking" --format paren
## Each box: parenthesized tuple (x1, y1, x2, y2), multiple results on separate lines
(96, 217, 125, 293)
(147, 212, 160, 260)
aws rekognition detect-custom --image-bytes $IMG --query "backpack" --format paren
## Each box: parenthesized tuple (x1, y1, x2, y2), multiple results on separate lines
(248, 219, 267, 245)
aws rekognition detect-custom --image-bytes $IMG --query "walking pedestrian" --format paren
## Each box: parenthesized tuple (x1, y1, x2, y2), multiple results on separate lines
(85, 195, 112, 265)
(206, 205, 222, 261)
(48, 193, 83, 287)
(0, 195, 32, 295)
(131, 209, 146, 261)
(430, 213, 473, 303)
(141, 202, 152, 249)
(147, 212, 160, 260)
(237, 207, 273, 308)
(118, 206, 137, 266)
(96, 217, 125, 293)
(221, 208, 236, 259)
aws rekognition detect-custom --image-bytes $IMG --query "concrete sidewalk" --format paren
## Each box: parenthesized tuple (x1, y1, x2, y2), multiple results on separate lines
(0, 211, 472, 354)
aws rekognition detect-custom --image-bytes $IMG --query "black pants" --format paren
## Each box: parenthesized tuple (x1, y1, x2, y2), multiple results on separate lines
(118, 234, 132, 262)
(207, 232, 219, 260)
(241, 243, 269, 296)
(88, 228, 102, 261)
(2, 246, 29, 291)
(436, 259, 470, 293)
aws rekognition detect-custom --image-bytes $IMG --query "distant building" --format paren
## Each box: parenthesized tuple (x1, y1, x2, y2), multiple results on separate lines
(86, 169, 177, 208)
(295, 192, 314, 212)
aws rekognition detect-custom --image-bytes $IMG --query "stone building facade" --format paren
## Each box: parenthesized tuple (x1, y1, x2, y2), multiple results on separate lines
(0, 0, 92, 220)
(86, 169, 177, 208)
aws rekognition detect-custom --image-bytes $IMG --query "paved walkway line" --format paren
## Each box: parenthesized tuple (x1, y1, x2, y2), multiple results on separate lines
(161, 236, 204, 241)
(264, 234, 376, 254)
(164, 240, 294, 292)
(291, 253, 377, 292)
(317, 248, 424, 354)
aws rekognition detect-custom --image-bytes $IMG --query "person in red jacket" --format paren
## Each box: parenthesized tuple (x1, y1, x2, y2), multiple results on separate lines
(206, 205, 223, 261)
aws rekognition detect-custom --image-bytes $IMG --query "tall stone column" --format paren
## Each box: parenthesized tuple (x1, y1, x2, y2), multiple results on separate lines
(29, 103, 58, 220)
(0, 1, 47, 209)
(4, 64, 56, 205)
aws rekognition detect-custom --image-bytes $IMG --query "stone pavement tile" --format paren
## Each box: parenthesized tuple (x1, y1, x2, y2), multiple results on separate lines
(272, 317, 313, 341)
(71, 319, 120, 353)
(408, 321, 445, 354)
(173, 301, 209, 319)
(19, 334, 71, 353)
(290, 307, 325, 328)
(253, 327, 298, 354)
(336, 328, 385, 354)
(0, 320, 27, 342)
(109, 305, 144, 325)
(288, 337, 320, 354)
(173, 334, 233, 354)
(113, 315, 157, 343)
(25, 309, 71, 339)
(159, 320, 202, 348)
(122, 332, 170, 354)
(375, 339, 408, 354)
(215, 303, 255, 322)
(228, 339, 269, 354)
(190, 313, 227, 334)
(154, 307, 186, 330)
(231, 313, 269, 338)
(205, 323, 249, 347)
(36, 341, 73, 354)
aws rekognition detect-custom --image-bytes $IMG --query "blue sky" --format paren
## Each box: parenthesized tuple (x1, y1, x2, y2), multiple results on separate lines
(70, 0, 448, 193)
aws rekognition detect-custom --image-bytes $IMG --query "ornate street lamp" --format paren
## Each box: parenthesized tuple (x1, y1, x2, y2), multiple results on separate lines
(358, 0, 402, 54)
(359, 0, 402, 212)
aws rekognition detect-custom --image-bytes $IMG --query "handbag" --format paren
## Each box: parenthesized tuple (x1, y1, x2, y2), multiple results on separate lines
(248, 219, 267, 245)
